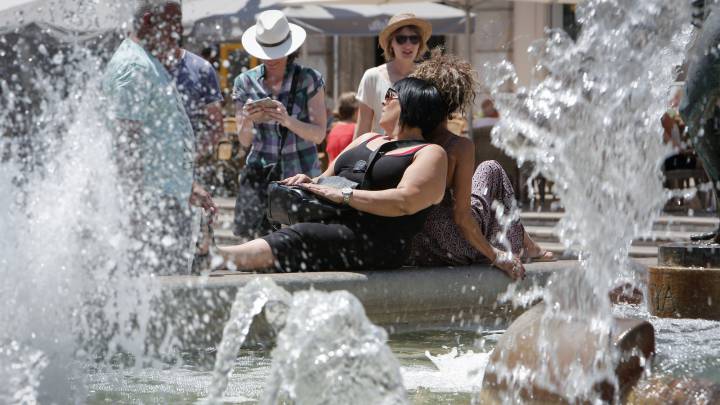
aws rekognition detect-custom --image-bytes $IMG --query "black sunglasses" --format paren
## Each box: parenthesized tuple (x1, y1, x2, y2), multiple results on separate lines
(384, 87, 399, 102)
(394, 34, 420, 45)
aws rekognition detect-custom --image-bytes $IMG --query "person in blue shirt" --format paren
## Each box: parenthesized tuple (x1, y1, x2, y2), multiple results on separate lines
(167, 47, 224, 185)
(101, 0, 216, 275)
(165, 24, 225, 268)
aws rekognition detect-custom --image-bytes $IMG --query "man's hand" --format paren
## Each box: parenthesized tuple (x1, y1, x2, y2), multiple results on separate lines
(189, 182, 218, 216)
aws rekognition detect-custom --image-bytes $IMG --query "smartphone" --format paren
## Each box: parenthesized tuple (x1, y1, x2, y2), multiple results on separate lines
(246, 97, 276, 108)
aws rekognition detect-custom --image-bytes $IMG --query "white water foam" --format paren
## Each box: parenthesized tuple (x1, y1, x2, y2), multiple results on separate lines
(401, 347, 490, 393)
(484, 0, 692, 401)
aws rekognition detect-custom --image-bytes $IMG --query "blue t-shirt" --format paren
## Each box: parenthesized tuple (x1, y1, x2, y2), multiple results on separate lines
(168, 50, 222, 142)
(101, 39, 195, 202)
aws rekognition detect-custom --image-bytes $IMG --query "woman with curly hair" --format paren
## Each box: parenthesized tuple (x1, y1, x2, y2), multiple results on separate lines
(406, 50, 554, 279)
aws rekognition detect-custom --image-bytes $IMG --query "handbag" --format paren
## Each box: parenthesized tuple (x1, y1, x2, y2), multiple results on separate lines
(267, 176, 358, 225)
(266, 139, 425, 225)
(233, 65, 301, 237)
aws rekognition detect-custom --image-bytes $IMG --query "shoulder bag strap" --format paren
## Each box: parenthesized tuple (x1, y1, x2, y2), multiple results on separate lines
(277, 65, 301, 165)
(358, 139, 427, 189)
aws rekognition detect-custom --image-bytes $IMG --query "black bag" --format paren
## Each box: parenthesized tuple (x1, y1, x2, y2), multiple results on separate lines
(233, 159, 281, 237)
(267, 176, 358, 225)
(266, 140, 425, 225)
(233, 66, 301, 237)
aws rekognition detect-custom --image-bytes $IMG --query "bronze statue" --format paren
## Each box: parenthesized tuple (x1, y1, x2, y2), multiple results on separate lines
(680, 0, 720, 243)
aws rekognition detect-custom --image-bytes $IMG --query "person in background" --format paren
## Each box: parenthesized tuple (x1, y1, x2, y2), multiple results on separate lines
(232, 10, 327, 237)
(662, 85, 695, 172)
(353, 13, 431, 138)
(407, 50, 554, 280)
(167, 40, 224, 189)
(101, 0, 216, 275)
(481, 98, 500, 118)
(164, 10, 225, 269)
(326, 92, 358, 162)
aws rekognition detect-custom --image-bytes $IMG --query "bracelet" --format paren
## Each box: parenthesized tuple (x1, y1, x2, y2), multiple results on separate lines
(491, 255, 500, 268)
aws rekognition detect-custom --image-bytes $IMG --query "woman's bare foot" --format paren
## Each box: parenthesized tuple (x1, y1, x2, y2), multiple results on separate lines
(521, 231, 556, 262)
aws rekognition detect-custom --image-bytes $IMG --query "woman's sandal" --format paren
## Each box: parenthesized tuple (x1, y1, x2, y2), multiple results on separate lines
(523, 249, 557, 263)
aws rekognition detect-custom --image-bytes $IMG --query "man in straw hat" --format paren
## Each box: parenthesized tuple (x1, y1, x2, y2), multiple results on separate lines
(231, 9, 327, 238)
(101, 0, 216, 275)
(354, 13, 432, 138)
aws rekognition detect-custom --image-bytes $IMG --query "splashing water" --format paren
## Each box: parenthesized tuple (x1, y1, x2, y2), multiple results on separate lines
(0, 2, 187, 402)
(0, 342, 48, 404)
(484, 0, 691, 401)
(262, 289, 409, 405)
(400, 347, 490, 393)
(203, 278, 408, 404)
(207, 278, 292, 401)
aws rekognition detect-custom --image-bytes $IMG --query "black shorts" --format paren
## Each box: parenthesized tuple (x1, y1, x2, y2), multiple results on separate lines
(262, 222, 409, 272)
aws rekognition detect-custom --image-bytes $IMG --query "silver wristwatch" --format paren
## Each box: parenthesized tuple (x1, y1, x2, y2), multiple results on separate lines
(341, 187, 353, 205)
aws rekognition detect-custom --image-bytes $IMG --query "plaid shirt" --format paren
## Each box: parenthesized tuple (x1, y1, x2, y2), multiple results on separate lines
(232, 63, 325, 178)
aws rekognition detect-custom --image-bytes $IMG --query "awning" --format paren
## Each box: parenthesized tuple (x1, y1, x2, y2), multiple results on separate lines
(186, 0, 471, 42)
(0, 0, 473, 42)
(282, 2, 472, 36)
(184, 0, 283, 43)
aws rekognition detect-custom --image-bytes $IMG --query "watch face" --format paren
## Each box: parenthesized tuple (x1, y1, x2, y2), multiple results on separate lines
(341, 187, 352, 203)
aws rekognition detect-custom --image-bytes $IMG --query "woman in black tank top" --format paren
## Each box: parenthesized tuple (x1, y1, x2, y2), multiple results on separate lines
(217, 78, 448, 272)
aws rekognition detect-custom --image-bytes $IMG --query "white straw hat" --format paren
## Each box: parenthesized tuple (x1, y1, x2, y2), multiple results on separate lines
(242, 10, 307, 60)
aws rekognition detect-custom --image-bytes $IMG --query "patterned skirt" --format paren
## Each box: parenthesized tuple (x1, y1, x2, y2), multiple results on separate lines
(409, 160, 525, 266)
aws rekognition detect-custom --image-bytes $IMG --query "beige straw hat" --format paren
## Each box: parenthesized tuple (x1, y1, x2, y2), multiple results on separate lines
(378, 13, 432, 56)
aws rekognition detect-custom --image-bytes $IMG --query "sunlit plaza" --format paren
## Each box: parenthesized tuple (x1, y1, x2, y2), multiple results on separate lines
(2, 0, 720, 404)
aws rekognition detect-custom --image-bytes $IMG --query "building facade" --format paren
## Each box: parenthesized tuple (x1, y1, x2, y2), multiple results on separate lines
(294, 2, 576, 112)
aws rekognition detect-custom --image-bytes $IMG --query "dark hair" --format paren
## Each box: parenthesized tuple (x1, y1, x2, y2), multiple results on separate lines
(337, 92, 359, 121)
(287, 49, 300, 66)
(394, 77, 446, 139)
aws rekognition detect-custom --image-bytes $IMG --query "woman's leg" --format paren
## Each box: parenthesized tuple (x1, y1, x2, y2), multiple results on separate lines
(217, 239, 276, 270)
(471, 160, 525, 255)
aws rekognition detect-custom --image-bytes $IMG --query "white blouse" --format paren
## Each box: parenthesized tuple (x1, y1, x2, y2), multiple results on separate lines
(356, 65, 393, 134)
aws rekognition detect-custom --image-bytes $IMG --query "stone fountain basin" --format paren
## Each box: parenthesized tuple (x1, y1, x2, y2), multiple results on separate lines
(157, 259, 653, 350)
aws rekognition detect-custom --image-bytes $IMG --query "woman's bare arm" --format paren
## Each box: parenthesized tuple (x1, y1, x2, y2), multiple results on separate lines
(235, 100, 263, 148)
(273, 89, 327, 144)
(448, 138, 500, 263)
(353, 102, 374, 140)
(303, 145, 447, 216)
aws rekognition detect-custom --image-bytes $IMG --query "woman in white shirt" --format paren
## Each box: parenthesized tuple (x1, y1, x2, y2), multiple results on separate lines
(354, 13, 431, 137)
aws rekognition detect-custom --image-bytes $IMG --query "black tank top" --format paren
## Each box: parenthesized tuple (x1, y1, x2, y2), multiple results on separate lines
(333, 135, 433, 237)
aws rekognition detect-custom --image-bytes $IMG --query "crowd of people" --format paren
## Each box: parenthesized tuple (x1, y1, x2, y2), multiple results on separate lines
(102, 0, 555, 279)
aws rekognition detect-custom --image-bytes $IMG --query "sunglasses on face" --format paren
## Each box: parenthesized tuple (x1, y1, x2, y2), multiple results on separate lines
(394, 35, 420, 45)
(384, 87, 399, 102)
